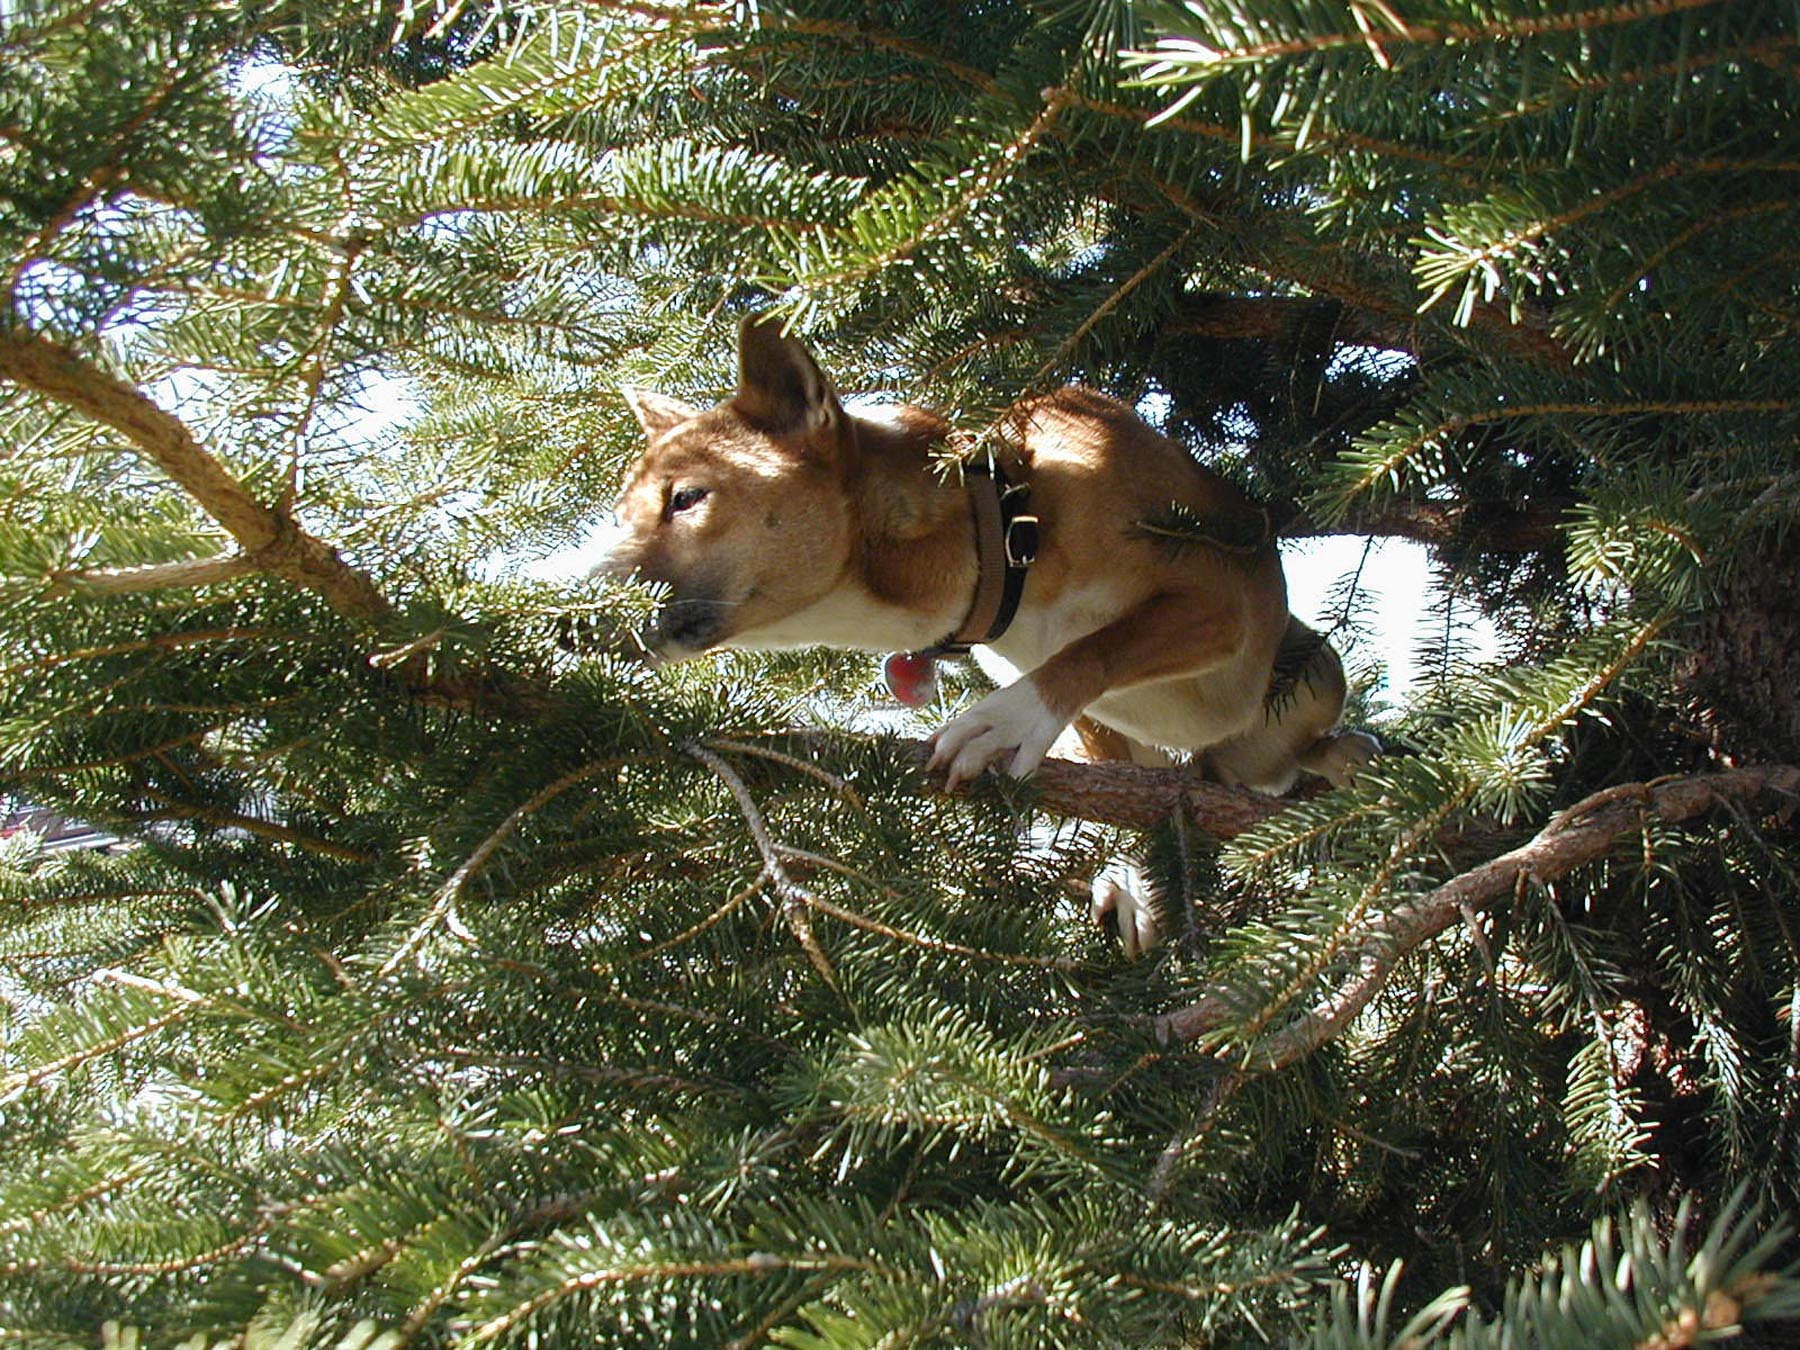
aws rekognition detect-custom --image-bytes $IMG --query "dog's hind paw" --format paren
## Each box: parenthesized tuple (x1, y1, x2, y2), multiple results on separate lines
(1299, 729, 1382, 788)
(926, 678, 1066, 791)
(1091, 857, 1160, 959)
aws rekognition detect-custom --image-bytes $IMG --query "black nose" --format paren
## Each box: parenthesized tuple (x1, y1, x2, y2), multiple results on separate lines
(647, 597, 729, 653)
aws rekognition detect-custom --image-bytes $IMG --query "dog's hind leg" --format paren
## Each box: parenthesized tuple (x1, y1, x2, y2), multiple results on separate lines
(1202, 619, 1378, 794)
(1068, 717, 1173, 959)
(1296, 727, 1381, 788)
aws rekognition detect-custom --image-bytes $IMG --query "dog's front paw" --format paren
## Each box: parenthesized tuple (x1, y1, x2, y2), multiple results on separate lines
(926, 680, 1065, 791)
(1091, 857, 1160, 959)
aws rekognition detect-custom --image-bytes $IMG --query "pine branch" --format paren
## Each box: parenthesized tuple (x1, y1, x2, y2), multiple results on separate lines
(773, 734, 1376, 840)
(41, 553, 253, 597)
(1233, 612, 1671, 1050)
(784, 85, 1074, 300)
(129, 790, 376, 865)
(1316, 396, 1797, 525)
(1415, 158, 1800, 318)
(0, 1166, 147, 1238)
(0, 330, 554, 714)
(0, 1004, 191, 1098)
(896, 741, 1499, 854)
(760, 14, 1007, 99)
(468, 1251, 882, 1345)
(910, 742, 1288, 835)
(0, 626, 288, 679)
(775, 843, 1082, 973)
(1067, 89, 1484, 171)
(2, 63, 185, 307)
(1136, 0, 1731, 73)
(1156, 765, 1800, 1060)
(686, 742, 844, 994)
(0, 328, 391, 623)
(1145, 176, 1577, 367)
(379, 758, 622, 976)
(2, 1218, 271, 1279)
(1503, 32, 1799, 121)
(1023, 227, 1197, 386)
(1134, 501, 1276, 567)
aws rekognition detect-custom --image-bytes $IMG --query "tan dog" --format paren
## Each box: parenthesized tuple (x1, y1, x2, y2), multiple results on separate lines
(600, 318, 1375, 952)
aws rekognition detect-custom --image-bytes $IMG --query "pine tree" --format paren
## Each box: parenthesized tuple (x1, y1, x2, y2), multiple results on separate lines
(3, 0, 1800, 1343)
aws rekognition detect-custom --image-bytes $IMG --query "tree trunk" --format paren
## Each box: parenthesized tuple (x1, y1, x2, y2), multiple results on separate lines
(1684, 536, 1800, 764)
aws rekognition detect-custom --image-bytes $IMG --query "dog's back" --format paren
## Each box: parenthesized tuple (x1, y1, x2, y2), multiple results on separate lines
(978, 388, 1292, 760)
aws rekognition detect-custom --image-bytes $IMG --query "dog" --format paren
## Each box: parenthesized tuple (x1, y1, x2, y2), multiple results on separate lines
(598, 317, 1376, 954)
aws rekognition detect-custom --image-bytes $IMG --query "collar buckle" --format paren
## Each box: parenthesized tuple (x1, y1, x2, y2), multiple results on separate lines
(1004, 514, 1039, 569)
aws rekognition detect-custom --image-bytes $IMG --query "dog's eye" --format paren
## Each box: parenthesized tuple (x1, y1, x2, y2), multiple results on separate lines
(667, 485, 709, 517)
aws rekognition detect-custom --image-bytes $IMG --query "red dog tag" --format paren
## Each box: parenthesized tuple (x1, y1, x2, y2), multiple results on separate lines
(882, 651, 939, 707)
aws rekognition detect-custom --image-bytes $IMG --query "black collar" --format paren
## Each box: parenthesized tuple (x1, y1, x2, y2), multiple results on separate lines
(925, 458, 1038, 657)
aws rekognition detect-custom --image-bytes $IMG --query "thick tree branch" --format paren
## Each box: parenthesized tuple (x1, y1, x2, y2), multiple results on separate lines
(0, 327, 391, 623)
(0, 329, 553, 714)
(741, 734, 1318, 838)
(1165, 293, 1420, 353)
(907, 742, 1508, 861)
(1155, 765, 1800, 1059)
(1276, 496, 1569, 551)
(770, 733, 1279, 835)
(1021, 753, 1284, 835)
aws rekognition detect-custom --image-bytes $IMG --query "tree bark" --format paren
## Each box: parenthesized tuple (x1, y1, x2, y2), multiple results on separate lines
(1683, 533, 1800, 763)
(1017, 754, 1285, 835)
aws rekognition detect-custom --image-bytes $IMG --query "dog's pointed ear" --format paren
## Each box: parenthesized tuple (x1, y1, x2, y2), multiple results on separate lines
(734, 315, 842, 436)
(622, 387, 698, 439)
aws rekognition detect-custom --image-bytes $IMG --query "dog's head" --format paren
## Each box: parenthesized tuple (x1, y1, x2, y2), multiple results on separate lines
(599, 317, 859, 661)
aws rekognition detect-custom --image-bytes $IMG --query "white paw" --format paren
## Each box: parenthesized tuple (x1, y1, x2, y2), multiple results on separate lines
(1090, 857, 1160, 959)
(926, 679, 1065, 791)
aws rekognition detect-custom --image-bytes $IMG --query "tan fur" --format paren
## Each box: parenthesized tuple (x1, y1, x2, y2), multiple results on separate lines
(600, 318, 1374, 797)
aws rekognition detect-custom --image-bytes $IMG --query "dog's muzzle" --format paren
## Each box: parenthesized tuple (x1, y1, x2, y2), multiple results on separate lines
(643, 596, 730, 661)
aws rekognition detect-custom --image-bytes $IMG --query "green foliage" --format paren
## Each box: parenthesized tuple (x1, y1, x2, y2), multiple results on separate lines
(2, 0, 1799, 1343)
(1305, 1191, 1800, 1349)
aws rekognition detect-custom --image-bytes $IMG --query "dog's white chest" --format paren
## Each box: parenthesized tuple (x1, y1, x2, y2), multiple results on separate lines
(983, 582, 1127, 672)
(733, 584, 955, 654)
